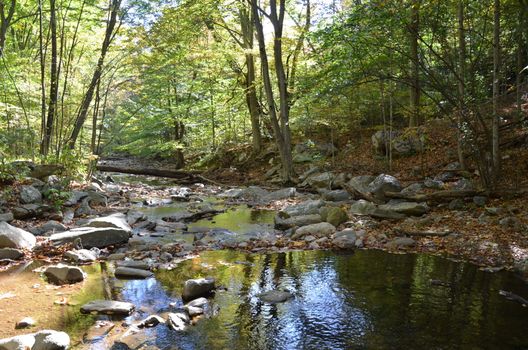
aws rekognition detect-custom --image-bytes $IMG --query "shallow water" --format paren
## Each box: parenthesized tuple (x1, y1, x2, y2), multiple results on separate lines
(82, 250, 528, 350)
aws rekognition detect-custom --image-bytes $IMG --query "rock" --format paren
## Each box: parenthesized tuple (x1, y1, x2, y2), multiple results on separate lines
(322, 190, 350, 202)
(64, 191, 88, 206)
(85, 192, 107, 207)
(64, 249, 97, 263)
(85, 213, 131, 233)
(0, 248, 24, 260)
(379, 202, 428, 216)
(29, 164, 64, 179)
(452, 178, 474, 191)
(0, 222, 36, 249)
(39, 221, 66, 235)
(347, 175, 376, 195)
(324, 207, 349, 227)
(0, 212, 14, 222)
(371, 130, 399, 155)
(305, 172, 334, 189)
(424, 178, 444, 189)
(257, 290, 293, 303)
(32, 330, 70, 350)
(182, 277, 216, 301)
(499, 216, 522, 230)
(19, 186, 42, 204)
(80, 300, 135, 315)
(44, 264, 86, 285)
(367, 174, 402, 201)
(184, 297, 210, 317)
(218, 188, 244, 199)
(0, 333, 35, 349)
(167, 312, 189, 331)
(473, 196, 487, 207)
(485, 207, 504, 216)
(333, 229, 357, 249)
(239, 186, 269, 202)
(401, 183, 425, 194)
(126, 211, 145, 226)
(293, 222, 336, 239)
(349, 200, 377, 216)
(136, 315, 164, 328)
(107, 253, 126, 260)
(448, 199, 465, 210)
(274, 214, 322, 230)
(282, 199, 325, 217)
(369, 208, 406, 220)
(386, 237, 416, 249)
(49, 226, 130, 248)
(263, 187, 296, 202)
(116, 260, 151, 270)
(115, 267, 153, 279)
(15, 317, 36, 329)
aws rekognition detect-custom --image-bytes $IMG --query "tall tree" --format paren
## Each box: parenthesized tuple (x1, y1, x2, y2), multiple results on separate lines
(41, 0, 58, 156)
(492, 0, 500, 183)
(251, 0, 294, 182)
(68, 0, 122, 149)
(408, 0, 420, 127)
(457, 0, 466, 169)
(0, 0, 16, 56)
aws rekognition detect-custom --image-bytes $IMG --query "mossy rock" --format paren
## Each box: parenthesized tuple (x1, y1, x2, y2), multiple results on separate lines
(325, 207, 348, 227)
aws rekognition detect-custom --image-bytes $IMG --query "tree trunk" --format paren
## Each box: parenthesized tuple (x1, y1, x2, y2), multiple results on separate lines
(0, 0, 16, 57)
(409, 0, 420, 127)
(492, 0, 500, 184)
(67, 0, 121, 149)
(251, 0, 294, 183)
(41, 0, 58, 156)
(457, 0, 466, 170)
(38, 0, 46, 144)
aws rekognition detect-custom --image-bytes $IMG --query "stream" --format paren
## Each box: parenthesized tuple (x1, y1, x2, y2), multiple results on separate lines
(0, 175, 527, 349)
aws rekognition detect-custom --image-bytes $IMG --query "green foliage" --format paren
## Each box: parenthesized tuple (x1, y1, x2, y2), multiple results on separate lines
(42, 188, 70, 211)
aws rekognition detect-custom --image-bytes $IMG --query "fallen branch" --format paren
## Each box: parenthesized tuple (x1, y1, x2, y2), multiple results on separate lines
(96, 164, 207, 183)
(395, 228, 453, 237)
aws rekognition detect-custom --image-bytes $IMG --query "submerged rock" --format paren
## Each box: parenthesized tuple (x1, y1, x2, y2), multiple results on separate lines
(257, 290, 293, 303)
(115, 267, 153, 279)
(182, 277, 216, 301)
(44, 264, 86, 285)
(80, 300, 135, 315)
(0, 222, 36, 249)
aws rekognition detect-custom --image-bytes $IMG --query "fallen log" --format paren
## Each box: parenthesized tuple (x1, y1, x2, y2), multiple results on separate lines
(394, 228, 453, 237)
(95, 164, 218, 185)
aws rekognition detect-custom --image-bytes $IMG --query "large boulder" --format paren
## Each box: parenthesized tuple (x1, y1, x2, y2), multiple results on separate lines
(80, 300, 135, 315)
(304, 172, 334, 189)
(49, 226, 130, 248)
(292, 222, 336, 239)
(84, 213, 131, 233)
(0, 222, 36, 249)
(367, 174, 402, 201)
(0, 330, 69, 350)
(372, 130, 422, 156)
(182, 277, 216, 301)
(19, 186, 42, 204)
(44, 264, 86, 285)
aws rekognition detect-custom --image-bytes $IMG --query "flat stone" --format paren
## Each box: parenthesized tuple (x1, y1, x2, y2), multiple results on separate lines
(115, 267, 153, 279)
(349, 200, 377, 216)
(257, 290, 293, 303)
(379, 202, 428, 216)
(182, 277, 215, 301)
(0, 222, 36, 249)
(0, 248, 24, 260)
(44, 264, 86, 285)
(49, 226, 130, 248)
(80, 300, 135, 315)
(386, 237, 416, 249)
(369, 208, 406, 220)
(64, 249, 97, 263)
(116, 260, 150, 270)
(293, 222, 336, 239)
(84, 213, 132, 233)
(282, 200, 325, 217)
(322, 190, 351, 202)
(274, 214, 322, 230)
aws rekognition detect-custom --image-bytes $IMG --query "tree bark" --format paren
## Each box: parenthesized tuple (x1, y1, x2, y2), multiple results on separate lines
(41, 0, 58, 156)
(67, 0, 121, 149)
(492, 0, 500, 184)
(457, 0, 466, 170)
(409, 0, 420, 127)
(251, 0, 294, 183)
(0, 0, 16, 57)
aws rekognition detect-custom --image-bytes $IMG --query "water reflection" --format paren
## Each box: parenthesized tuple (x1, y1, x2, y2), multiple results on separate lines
(103, 250, 528, 350)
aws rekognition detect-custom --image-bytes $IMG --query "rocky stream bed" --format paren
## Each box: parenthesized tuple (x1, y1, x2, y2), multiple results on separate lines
(0, 168, 527, 349)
